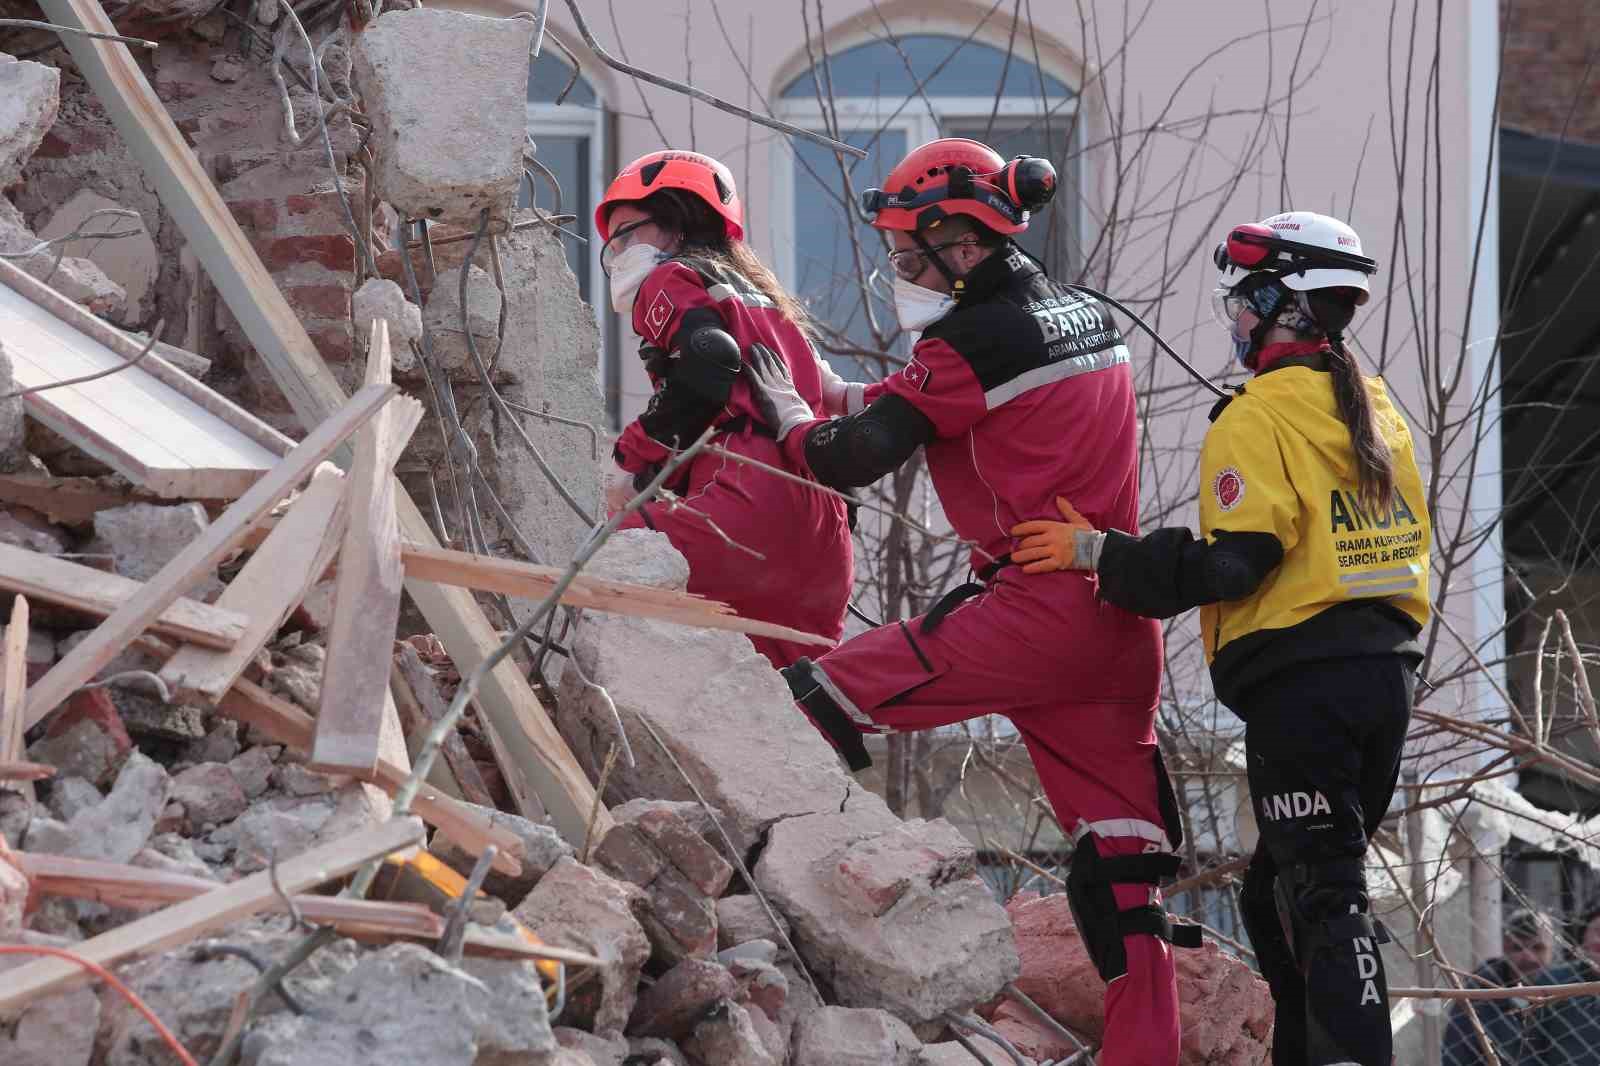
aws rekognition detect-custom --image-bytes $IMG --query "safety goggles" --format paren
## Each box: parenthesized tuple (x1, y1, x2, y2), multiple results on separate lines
(1210, 287, 1250, 330)
(887, 238, 975, 281)
(599, 219, 654, 276)
(1212, 223, 1378, 277)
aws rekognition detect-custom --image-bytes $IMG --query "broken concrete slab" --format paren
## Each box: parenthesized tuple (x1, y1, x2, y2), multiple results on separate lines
(514, 856, 650, 1035)
(554, 1027, 628, 1066)
(36, 191, 156, 327)
(0, 200, 125, 318)
(43, 775, 101, 822)
(24, 749, 169, 863)
(227, 746, 276, 800)
(460, 957, 558, 1066)
(241, 943, 490, 1066)
(627, 957, 738, 1040)
(919, 1041, 1034, 1065)
(0, 54, 59, 189)
(755, 809, 1020, 1025)
(91, 501, 223, 601)
(431, 803, 573, 906)
(351, 8, 534, 225)
(0, 932, 97, 1066)
(422, 263, 500, 372)
(683, 999, 776, 1066)
(184, 720, 242, 766)
(169, 761, 248, 832)
(352, 276, 422, 371)
(555, 608, 855, 860)
(717, 895, 791, 951)
(0, 505, 66, 555)
(791, 1006, 923, 1066)
(104, 919, 362, 1066)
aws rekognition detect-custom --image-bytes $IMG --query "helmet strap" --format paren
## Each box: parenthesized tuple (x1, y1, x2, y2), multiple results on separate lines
(912, 230, 964, 292)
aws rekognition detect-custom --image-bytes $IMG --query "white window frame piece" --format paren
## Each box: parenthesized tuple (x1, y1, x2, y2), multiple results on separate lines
(770, 93, 1081, 291)
(525, 96, 611, 400)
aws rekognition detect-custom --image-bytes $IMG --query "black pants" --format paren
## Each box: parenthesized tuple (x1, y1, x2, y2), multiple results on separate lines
(1234, 655, 1414, 1066)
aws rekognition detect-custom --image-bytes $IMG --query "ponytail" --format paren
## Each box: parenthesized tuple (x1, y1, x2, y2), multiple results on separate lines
(1303, 288, 1393, 513)
(1326, 335, 1394, 514)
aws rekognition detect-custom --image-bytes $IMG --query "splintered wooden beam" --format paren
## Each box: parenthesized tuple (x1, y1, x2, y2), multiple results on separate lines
(0, 542, 249, 649)
(215, 680, 523, 877)
(13, 851, 444, 938)
(158, 467, 349, 704)
(314, 322, 419, 776)
(0, 597, 30, 804)
(400, 544, 836, 648)
(0, 817, 424, 1012)
(37, 0, 606, 844)
(25, 383, 396, 731)
(392, 643, 495, 808)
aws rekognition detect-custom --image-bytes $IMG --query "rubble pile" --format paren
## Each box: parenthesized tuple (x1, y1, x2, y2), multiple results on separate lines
(0, 4, 1272, 1065)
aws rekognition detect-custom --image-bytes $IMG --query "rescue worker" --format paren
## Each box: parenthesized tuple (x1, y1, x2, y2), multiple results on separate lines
(1008, 211, 1432, 1066)
(745, 138, 1197, 1066)
(597, 150, 854, 668)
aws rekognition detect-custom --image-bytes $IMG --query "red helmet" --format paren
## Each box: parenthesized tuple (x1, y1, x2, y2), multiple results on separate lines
(595, 150, 743, 241)
(863, 138, 1056, 235)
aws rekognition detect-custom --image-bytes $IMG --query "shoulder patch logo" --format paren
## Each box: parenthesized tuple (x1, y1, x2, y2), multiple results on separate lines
(1213, 467, 1245, 511)
(902, 357, 932, 392)
(643, 289, 675, 341)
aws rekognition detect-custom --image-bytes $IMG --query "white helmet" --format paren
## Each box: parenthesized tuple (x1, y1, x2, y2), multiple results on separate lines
(1214, 211, 1376, 301)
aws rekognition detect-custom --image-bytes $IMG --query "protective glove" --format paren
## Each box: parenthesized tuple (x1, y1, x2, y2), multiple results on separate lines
(745, 343, 815, 441)
(1010, 496, 1107, 573)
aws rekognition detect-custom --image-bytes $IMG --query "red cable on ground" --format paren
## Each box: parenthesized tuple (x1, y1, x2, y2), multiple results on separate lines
(0, 944, 200, 1066)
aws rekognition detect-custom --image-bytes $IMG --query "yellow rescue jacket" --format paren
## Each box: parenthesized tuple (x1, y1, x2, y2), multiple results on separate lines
(1197, 366, 1431, 667)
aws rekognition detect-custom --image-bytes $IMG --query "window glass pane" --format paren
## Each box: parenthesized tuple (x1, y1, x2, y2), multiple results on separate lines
(519, 134, 592, 302)
(792, 129, 907, 383)
(944, 118, 1076, 277)
(781, 35, 1072, 101)
(529, 52, 596, 106)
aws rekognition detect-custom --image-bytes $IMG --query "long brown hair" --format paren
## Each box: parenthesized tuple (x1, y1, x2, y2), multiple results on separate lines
(636, 189, 816, 337)
(1307, 289, 1394, 512)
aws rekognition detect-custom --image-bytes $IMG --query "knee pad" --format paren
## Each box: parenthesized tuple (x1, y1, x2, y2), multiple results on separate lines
(1065, 835, 1202, 982)
(1274, 857, 1390, 966)
(1237, 857, 1298, 992)
(782, 659, 873, 772)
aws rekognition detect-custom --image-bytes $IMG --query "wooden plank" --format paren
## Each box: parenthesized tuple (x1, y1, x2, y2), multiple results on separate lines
(0, 261, 289, 500)
(158, 467, 348, 703)
(25, 384, 396, 730)
(215, 680, 523, 876)
(393, 643, 495, 808)
(13, 852, 444, 938)
(0, 816, 424, 1012)
(314, 322, 417, 774)
(0, 542, 248, 650)
(0, 596, 30, 804)
(0, 761, 52, 782)
(389, 657, 465, 802)
(401, 543, 835, 648)
(38, 0, 604, 845)
(0, 474, 202, 527)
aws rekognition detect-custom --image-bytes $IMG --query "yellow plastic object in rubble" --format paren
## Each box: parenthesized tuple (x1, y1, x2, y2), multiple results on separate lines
(377, 850, 562, 989)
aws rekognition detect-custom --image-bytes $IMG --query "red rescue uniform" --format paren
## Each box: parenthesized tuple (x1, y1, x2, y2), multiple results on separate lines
(612, 256, 853, 668)
(780, 248, 1185, 1066)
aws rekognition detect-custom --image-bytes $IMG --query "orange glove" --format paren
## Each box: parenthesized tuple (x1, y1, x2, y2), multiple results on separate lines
(1010, 496, 1105, 573)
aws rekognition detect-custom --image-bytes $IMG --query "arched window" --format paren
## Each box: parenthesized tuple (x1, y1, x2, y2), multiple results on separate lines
(775, 33, 1078, 379)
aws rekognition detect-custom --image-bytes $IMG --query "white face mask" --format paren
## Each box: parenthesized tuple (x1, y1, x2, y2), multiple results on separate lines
(893, 275, 957, 331)
(609, 243, 666, 315)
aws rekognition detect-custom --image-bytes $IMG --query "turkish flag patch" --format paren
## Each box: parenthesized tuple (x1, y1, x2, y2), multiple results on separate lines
(902, 357, 933, 392)
(1213, 466, 1245, 511)
(643, 289, 675, 341)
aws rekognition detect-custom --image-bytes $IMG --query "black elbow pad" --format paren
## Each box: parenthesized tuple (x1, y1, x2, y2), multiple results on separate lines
(803, 394, 934, 490)
(1203, 531, 1284, 601)
(674, 308, 741, 402)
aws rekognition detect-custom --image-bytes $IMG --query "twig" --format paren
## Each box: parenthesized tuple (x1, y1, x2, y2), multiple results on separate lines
(558, 0, 865, 158)
(579, 743, 619, 864)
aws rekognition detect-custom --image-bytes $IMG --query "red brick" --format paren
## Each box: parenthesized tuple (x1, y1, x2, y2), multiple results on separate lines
(265, 234, 355, 273)
(225, 198, 280, 234)
(44, 688, 132, 754)
(593, 824, 667, 887)
(284, 284, 352, 319)
(309, 325, 352, 363)
(632, 807, 734, 898)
